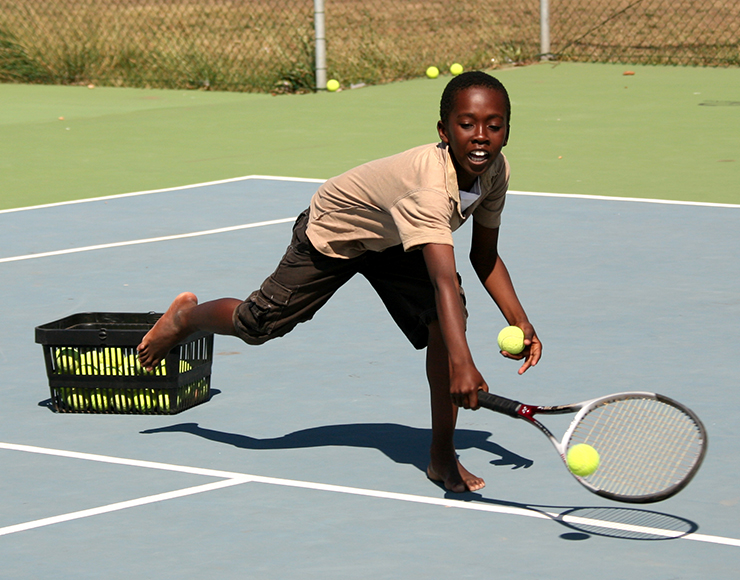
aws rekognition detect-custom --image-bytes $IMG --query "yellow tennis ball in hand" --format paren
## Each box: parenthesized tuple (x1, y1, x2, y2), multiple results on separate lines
(450, 63, 463, 75)
(497, 325, 525, 355)
(426, 66, 439, 79)
(566, 443, 600, 477)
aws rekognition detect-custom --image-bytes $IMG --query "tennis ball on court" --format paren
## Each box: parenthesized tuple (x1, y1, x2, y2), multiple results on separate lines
(450, 63, 463, 76)
(426, 66, 440, 79)
(497, 325, 525, 355)
(55, 348, 81, 374)
(567, 443, 600, 477)
(326, 79, 340, 92)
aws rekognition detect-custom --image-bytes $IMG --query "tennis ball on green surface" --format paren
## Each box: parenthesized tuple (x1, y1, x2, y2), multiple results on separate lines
(55, 348, 81, 374)
(326, 79, 340, 92)
(90, 389, 110, 411)
(426, 66, 439, 79)
(450, 63, 463, 75)
(112, 392, 132, 412)
(567, 443, 600, 477)
(497, 325, 525, 355)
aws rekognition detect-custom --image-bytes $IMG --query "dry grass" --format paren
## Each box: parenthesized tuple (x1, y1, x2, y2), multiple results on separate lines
(0, 0, 736, 93)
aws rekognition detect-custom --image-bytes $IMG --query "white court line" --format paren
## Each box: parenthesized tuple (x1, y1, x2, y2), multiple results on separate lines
(0, 175, 325, 215)
(0, 217, 297, 264)
(0, 478, 249, 537)
(1, 175, 738, 215)
(2, 442, 738, 547)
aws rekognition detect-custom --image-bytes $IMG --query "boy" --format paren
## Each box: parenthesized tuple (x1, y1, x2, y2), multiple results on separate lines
(138, 71, 542, 493)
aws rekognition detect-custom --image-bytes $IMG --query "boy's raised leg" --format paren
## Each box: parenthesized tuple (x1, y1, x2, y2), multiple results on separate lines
(137, 292, 241, 370)
(425, 321, 485, 492)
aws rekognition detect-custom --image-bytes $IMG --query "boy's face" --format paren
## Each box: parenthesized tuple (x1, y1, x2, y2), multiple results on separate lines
(437, 86, 509, 191)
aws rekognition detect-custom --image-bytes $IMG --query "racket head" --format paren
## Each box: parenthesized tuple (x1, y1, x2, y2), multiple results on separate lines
(561, 392, 707, 503)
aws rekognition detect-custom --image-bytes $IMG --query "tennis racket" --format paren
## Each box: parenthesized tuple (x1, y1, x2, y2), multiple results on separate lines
(477, 390, 707, 503)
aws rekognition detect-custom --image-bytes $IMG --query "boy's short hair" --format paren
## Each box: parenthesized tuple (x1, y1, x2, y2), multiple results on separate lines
(439, 71, 511, 126)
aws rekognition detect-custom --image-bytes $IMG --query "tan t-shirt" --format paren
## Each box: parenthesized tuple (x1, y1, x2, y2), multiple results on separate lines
(306, 142, 509, 259)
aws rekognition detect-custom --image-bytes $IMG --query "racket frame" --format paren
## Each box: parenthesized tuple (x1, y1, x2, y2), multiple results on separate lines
(477, 390, 707, 503)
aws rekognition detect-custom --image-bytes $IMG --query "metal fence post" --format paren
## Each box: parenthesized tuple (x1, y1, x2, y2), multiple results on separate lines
(540, 0, 551, 60)
(314, 0, 327, 90)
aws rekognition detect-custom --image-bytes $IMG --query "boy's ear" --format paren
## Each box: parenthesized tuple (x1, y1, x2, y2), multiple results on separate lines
(437, 120, 449, 144)
(504, 124, 510, 147)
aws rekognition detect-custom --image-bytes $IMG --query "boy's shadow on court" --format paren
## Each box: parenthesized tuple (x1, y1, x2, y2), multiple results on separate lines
(140, 422, 534, 472)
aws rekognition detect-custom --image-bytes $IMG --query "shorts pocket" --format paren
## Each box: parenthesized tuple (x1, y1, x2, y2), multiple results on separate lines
(246, 275, 294, 337)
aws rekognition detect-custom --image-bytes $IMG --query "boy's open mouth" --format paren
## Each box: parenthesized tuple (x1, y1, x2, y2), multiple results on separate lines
(467, 149, 490, 165)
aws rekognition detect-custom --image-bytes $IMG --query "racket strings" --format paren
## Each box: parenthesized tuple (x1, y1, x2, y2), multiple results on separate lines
(568, 397, 704, 498)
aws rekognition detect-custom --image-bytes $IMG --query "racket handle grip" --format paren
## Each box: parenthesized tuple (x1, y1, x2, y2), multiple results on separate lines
(477, 391, 521, 418)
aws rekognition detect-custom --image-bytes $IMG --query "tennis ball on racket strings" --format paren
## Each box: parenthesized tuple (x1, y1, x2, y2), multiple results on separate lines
(450, 63, 464, 76)
(426, 66, 440, 79)
(566, 443, 600, 477)
(326, 79, 340, 92)
(497, 325, 525, 355)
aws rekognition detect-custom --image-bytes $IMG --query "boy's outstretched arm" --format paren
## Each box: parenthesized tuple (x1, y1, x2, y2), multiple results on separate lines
(422, 243, 488, 409)
(469, 221, 542, 374)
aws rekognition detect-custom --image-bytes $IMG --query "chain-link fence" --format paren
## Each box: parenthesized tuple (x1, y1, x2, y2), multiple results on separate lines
(1, 1, 737, 93)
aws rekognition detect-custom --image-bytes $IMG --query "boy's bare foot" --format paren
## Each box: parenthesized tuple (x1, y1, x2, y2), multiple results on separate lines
(138, 292, 198, 371)
(427, 456, 485, 493)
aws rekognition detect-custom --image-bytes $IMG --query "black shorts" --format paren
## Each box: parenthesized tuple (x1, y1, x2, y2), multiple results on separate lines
(233, 210, 465, 350)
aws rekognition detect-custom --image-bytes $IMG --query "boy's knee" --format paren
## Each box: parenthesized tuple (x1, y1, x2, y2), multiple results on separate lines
(232, 281, 296, 345)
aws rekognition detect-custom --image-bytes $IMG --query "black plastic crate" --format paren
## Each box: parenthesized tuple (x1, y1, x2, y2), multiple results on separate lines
(35, 312, 214, 415)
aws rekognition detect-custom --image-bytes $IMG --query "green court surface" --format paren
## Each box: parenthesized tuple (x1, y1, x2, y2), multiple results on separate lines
(1, 62, 738, 210)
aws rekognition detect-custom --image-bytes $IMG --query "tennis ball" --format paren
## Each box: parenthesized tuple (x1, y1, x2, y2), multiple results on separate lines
(497, 325, 525, 355)
(426, 66, 439, 79)
(66, 388, 89, 411)
(179, 360, 193, 373)
(567, 443, 600, 477)
(157, 391, 171, 411)
(326, 79, 340, 92)
(133, 390, 155, 412)
(79, 351, 103, 375)
(112, 392, 132, 412)
(90, 389, 110, 411)
(450, 63, 463, 75)
(102, 348, 124, 370)
(55, 348, 81, 374)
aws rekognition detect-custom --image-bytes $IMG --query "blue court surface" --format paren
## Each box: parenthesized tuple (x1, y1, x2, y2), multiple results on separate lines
(1, 177, 739, 578)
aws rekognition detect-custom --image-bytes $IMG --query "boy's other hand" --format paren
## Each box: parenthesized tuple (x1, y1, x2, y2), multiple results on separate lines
(450, 364, 489, 409)
(500, 322, 541, 375)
